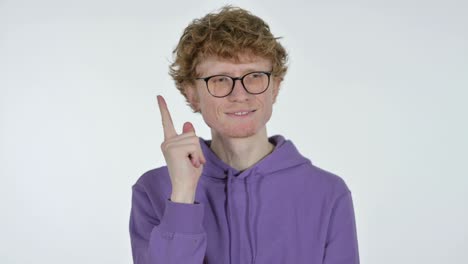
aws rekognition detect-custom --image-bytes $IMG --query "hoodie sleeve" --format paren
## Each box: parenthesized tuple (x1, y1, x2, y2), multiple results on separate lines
(323, 191, 360, 264)
(129, 184, 207, 264)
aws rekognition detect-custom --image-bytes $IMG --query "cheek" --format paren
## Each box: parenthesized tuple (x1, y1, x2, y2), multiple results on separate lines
(262, 94, 276, 120)
(199, 100, 220, 125)
(264, 103, 273, 122)
(262, 92, 275, 110)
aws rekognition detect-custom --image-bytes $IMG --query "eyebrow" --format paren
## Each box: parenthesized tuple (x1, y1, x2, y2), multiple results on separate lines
(203, 68, 269, 77)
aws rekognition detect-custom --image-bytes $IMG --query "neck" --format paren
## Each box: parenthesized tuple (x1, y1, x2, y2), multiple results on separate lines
(209, 128, 274, 172)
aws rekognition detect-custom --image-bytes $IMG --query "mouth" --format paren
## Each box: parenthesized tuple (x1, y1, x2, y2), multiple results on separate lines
(226, 109, 257, 117)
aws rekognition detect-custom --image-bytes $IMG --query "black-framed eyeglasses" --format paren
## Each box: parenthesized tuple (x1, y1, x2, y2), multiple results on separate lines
(195, 71, 272, 98)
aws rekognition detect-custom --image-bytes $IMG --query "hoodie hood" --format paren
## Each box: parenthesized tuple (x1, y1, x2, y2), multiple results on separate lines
(198, 134, 311, 263)
(199, 134, 311, 181)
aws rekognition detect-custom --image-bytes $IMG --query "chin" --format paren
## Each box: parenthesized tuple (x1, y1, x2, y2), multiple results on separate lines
(223, 129, 257, 138)
(211, 123, 261, 139)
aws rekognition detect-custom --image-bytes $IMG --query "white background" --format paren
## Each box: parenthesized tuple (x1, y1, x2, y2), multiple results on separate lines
(1, 0, 467, 263)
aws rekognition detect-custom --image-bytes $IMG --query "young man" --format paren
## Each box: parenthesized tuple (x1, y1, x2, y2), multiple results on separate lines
(129, 5, 360, 264)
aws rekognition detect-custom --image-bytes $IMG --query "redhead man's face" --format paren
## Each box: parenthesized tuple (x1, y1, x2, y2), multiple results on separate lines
(185, 54, 282, 139)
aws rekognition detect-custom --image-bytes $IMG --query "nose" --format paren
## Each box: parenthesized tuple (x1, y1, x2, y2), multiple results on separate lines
(228, 79, 250, 101)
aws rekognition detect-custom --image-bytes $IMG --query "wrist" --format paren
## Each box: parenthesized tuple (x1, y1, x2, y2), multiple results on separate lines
(170, 191, 195, 204)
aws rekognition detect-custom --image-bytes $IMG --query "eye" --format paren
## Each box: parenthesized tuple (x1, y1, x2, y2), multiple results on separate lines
(250, 72, 266, 79)
(212, 76, 229, 83)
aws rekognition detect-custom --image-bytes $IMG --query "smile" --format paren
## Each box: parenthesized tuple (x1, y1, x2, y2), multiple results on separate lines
(226, 110, 256, 117)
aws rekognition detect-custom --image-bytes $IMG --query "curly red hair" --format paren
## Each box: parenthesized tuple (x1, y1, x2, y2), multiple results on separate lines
(169, 5, 288, 112)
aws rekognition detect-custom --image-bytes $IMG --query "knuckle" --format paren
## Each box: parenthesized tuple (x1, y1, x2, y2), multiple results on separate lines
(161, 140, 174, 152)
(184, 144, 196, 152)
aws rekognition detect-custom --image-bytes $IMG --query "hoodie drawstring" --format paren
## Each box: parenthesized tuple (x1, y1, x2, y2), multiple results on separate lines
(225, 169, 233, 264)
(247, 167, 259, 264)
(226, 167, 259, 264)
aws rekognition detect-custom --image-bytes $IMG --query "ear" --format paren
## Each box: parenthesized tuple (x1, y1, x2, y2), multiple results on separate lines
(184, 84, 200, 112)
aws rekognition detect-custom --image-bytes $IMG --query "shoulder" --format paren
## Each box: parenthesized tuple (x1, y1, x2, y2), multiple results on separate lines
(272, 134, 351, 197)
(132, 166, 171, 195)
(312, 163, 350, 192)
(300, 161, 352, 198)
(130, 166, 172, 220)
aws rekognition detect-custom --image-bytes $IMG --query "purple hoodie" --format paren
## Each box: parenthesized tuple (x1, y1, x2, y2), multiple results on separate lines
(129, 134, 360, 263)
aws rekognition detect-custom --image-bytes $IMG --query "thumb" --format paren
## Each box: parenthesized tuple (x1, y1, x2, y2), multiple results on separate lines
(182, 121, 195, 134)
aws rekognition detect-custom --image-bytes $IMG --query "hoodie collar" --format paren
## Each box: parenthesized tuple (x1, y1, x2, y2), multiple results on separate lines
(199, 134, 310, 180)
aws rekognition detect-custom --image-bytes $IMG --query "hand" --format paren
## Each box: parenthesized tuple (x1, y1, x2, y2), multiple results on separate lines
(157, 95, 206, 204)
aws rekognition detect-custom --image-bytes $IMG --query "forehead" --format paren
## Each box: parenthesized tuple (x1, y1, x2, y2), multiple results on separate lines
(196, 54, 272, 76)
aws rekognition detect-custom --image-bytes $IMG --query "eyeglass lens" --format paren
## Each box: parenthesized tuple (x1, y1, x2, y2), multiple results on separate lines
(208, 72, 269, 97)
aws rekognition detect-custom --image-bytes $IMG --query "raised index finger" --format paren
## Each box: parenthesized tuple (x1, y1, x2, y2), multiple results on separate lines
(157, 95, 177, 140)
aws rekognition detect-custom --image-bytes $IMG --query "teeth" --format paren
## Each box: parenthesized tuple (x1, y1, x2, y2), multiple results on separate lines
(234, 111, 249, 116)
